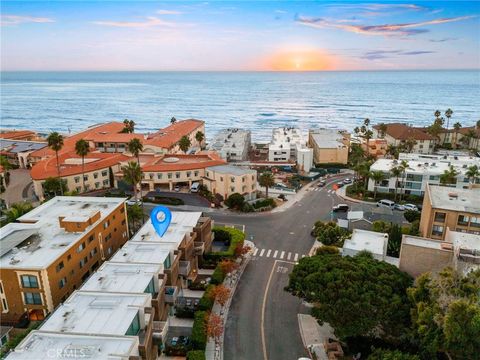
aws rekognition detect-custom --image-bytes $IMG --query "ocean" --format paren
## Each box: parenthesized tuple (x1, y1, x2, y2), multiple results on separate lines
(1, 71, 479, 141)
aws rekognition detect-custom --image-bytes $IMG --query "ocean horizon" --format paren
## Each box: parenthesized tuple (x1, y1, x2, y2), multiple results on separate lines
(1, 70, 479, 141)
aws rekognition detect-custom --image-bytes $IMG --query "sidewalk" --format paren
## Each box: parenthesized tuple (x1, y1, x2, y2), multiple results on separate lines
(336, 186, 376, 205)
(298, 314, 336, 360)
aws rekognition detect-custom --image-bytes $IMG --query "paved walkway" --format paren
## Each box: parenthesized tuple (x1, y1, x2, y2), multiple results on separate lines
(0, 169, 36, 206)
(298, 314, 336, 360)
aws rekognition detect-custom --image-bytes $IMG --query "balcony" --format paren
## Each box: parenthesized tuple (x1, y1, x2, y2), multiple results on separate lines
(153, 317, 170, 343)
(165, 286, 179, 304)
(179, 260, 191, 277)
(194, 241, 205, 255)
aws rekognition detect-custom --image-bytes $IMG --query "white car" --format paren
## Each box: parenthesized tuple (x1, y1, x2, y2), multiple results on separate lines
(404, 203, 419, 211)
(126, 199, 142, 206)
(174, 185, 181, 192)
(394, 204, 405, 211)
(343, 178, 352, 184)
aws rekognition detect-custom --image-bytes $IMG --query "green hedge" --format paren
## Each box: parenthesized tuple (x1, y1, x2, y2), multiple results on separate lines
(198, 285, 215, 311)
(346, 184, 424, 204)
(191, 311, 208, 350)
(0, 322, 40, 357)
(253, 198, 276, 209)
(187, 350, 206, 360)
(204, 226, 245, 261)
(210, 266, 226, 285)
(143, 196, 185, 206)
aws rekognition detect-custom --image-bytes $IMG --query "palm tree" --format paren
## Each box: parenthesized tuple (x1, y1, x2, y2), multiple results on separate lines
(465, 165, 480, 184)
(404, 137, 417, 153)
(170, 117, 177, 125)
(127, 138, 144, 219)
(444, 108, 453, 134)
(452, 122, 462, 148)
(122, 161, 142, 200)
(370, 171, 386, 200)
(195, 131, 205, 148)
(259, 172, 275, 198)
(390, 166, 403, 201)
(440, 165, 459, 186)
(178, 136, 191, 154)
(121, 119, 135, 133)
(398, 160, 409, 201)
(377, 123, 387, 138)
(75, 139, 90, 193)
(47, 131, 65, 195)
(386, 144, 399, 159)
(357, 162, 371, 195)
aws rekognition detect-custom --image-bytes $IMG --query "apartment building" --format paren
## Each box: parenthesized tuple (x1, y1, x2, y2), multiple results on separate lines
(0, 197, 128, 325)
(268, 127, 313, 171)
(368, 153, 480, 196)
(436, 125, 480, 150)
(361, 138, 388, 158)
(308, 129, 350, 165)
(7, 332, 141, 360)
(399, 229, 480, 277)
(0, 139, 47, 169)
(29, 119, 205, 200)
(372, 123, 437, 154)
(419, 184, 480, 240)
(203, 165, 257, 200)
(208, 128, 251, 161)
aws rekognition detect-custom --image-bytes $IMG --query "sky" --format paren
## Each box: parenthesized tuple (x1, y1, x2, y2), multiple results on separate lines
(1, 1, 479, 71)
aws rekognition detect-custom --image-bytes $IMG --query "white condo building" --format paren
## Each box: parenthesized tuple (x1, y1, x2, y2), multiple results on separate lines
(268, 127, 313, 171)
(368, 153, 480, 196)
(208, 128, 251, 161)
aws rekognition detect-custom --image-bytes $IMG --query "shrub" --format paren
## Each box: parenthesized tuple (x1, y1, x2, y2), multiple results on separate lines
(312, 221, 349, 247)
(316, 245, 340, 256)
(204, 227, 245, 261)
(212, 228, 232, 244)
(224, 193, 245, 209)
(187, 350, 206, 360)
(367, 348, 420, 360)
(198, 285, 215, 311)
(404, 210, 420, 223)
(252, 198, 276, 209)
(143, 196, 184, 206)
(372, 220, 391, 233)
(241, 202, 254, 212)
(210, 266, 226, 285)
(191, 311, 208, 350)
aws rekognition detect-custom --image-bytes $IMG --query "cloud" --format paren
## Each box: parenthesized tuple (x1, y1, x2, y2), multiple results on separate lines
(429, 37, 458, 42)
(297, 15, 475, 36)
(93, 16, 178, 28)
(156, 9, 183, 15)
(324, 3, 427, 16)
(361, 49, 435, 60)
(1, 14, 54, 26)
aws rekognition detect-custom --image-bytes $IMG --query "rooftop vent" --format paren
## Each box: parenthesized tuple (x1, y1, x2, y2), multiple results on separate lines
(448, 192, 458, 199)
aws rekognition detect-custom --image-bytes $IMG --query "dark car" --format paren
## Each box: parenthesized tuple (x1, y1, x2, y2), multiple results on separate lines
(336, 182, 344, 188)
(318, 180, 326, 187)
(332, 204, 349, 212)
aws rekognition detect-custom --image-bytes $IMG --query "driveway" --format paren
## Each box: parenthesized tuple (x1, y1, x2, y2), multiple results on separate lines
(0, 169, 36, 206)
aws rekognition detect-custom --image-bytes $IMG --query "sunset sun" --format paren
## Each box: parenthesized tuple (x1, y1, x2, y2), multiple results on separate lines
(264, 49, 335, 71)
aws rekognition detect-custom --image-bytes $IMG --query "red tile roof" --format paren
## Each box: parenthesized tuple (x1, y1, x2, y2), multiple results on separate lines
(0, 130, 36, 140)
(374, 123, 435, 141)
(145, 119, 204, 149)
(30, 151, 129, 180)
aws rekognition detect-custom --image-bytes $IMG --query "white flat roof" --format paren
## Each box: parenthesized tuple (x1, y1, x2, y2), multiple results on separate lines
(0, 196, 125, 270)
(402, 235, 446, 250)
(130, 211, 202, 246)
(449, 230, 480, 251)
(427, 184, 480, 213)
(6, 331, 139, 360)
(40, 291, 150, 336)
(82, 262, 162, 294)
(343, 229, 387, 255)
(207, 165, 255, 176)
(309, 129, 348, 149)
(109, 241, 174, 265)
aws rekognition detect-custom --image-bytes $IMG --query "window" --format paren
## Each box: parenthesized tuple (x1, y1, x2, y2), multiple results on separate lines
(242, 177, 245, 183)
(168, 173, 172, 179)
(89, 247, 98, 258)
(186, 171, 191, 178)
(105, 233, 112, 242)
(194, 171, 199, 177)
(0, 282, 3, 294)
(144, 278, 155, 294)
(74, 176, 80, 183)
(458, 215, 470, 226)
(76, 187, 81, 192)
(434, 212, 446, 223)
(2, 298, 8, 312)
(230, 187, 235, 192)
(93, 173, 98, 179)
(103, 221, 110, 229)
(429, 175, 440, 181)
(149, 173, 154, 179)
(164, 254, 171, 269)
(175, 172, 180, 179)
(206, 172, 210, 178)
(79, 257, 88, 269)
(432, 225, 444, 236)
(220, 177, 223, 182)
(67, 254, 71, 261)
(231, 177, 235, 182)
(88, 234, 94, 243)
(103, 179, 109, 186)
(101, 170, 108, 177)
(77, 242, 86, 253)
(24, 292, 42, 305)
(471, 216, 480, 228)
(107, 247, 113, 255)
(157, 173, 162, 179)
(95, 182, 100, 189)
(21, 275, 39, 288)
(83, 175, 88, 181)
(56, 261, 64, 272)
(58, 277, 67, 289)
(125, 312, 141, 336)
(121, 220, 126, 225)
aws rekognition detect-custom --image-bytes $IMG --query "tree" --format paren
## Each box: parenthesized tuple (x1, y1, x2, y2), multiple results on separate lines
(5, 202, 34, 223)
(408, 268, 480, 360)
(398, 160, 409, 201)
(287, 252, 413, 341)
(404, 210, 420, 223)
(0, 155, 12, 170)
(465, 165, 480, 184)
(370, 170, 386, 200)
(127, 138, 143, 164)
(452, 122, 461, 148)
(403, 137, 417, 153)
(47, 131, 64, 195)
(386, 144, 399, 159)
(43, 177, 67, 198)
(219, 259, 238, 275)
(354, 118, 373, 150)
(210, 284, 230, 307)
(122, 161, 142, 200)
(387, 224, 402, 257)
(224, 193, 245, 209)
(377, 123, 387, 138)
(440, 165, 458, 185)
(390, 166, 403, 201)
(427, 113, 444, 142)
(195, 131, 205, 148)
(206, 312, 224, 345)
(444, 108, 453, 137)
(126, 203, 143, 235)
(75, 139, 90, 193)
(368, 349, 420, 360)
(121, 119, 135, 133)
(178, 135, 191, 154)
(312, 221, 349, 247)
(170, 116, 177, 124)
(259, 172, 275, 198)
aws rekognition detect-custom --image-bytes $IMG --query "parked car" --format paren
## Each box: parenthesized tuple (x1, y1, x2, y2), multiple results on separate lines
(394, 204, 405, 211)
(336, 182, 344, 188)
(332, 204, 349, 212)
(377, 199, 395, 209)
(190, 182, 200, 193)
(343, 178, 352, 184)
(174, 185, 181, 192)
(318, 180, 326, 187)
(404, 203, 419, 211)
(126, 199, 142, 206)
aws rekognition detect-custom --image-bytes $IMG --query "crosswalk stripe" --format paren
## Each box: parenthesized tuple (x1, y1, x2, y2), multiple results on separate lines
(259, 249, 265, 257)
(280, 251, 285, 259)
(294, 253, 299, 261)
(266, 249, 271, 258)
(253, 248, 258, 256)
(287, 252, 292, 260)
(273, 250, 278, 258)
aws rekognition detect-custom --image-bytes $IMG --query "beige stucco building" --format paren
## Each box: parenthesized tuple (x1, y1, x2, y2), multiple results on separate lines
(203, 165, 257, 201)
(308, 129, 350, 165)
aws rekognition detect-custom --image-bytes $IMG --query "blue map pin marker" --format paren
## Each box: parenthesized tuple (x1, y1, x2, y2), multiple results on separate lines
(150, 206, 172, 237)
